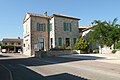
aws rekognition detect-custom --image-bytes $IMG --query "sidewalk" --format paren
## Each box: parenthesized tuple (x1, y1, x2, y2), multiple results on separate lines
(0, 64, 12, 80)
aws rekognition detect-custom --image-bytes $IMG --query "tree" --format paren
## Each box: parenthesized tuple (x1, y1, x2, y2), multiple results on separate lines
(73, 38, 89, 51)
(88, 18, 120, 50)
(88, 20, 110, 48)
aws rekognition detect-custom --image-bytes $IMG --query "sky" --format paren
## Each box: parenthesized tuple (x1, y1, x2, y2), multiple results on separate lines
(0, 0, 120, 40)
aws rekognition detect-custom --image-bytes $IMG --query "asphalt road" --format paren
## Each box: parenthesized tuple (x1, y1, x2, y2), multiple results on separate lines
(0, 53, 120, 80)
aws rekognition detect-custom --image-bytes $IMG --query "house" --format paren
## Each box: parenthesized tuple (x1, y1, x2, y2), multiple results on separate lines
(23, 12, 80, 56)
(78, 26, 91, 37)
(2, 38, 23, 53)
(79, 26, 99, 52)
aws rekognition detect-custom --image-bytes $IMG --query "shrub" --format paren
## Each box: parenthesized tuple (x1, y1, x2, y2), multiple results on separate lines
(111, 50, 117, 54)
(72, 38, 89, 51)
(115, 42, 120, 49)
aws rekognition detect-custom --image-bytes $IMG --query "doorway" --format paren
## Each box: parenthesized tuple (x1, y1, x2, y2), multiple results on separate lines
(66, 38, 70, 47)
(39, 38, 44, 50)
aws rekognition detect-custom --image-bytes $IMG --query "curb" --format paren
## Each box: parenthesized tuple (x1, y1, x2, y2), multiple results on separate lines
(0, 64, 13, 80)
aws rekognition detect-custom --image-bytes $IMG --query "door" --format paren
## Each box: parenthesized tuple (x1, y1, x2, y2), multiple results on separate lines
(39, 38, 44, 50)
(66, 38, 70, 47)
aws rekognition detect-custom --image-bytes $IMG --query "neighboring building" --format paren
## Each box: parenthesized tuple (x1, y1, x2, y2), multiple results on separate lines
(79, 26, 99, 52)
(2, 38, 23, 53)
(79, 26, 91, 37)
(23, 12, 80, 56)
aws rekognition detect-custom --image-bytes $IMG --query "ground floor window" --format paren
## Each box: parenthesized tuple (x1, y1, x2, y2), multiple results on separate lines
(51, 38, 53, 48)
(66, 38, 70, 47)
(73, 38, 77, 44)
(39, 38, 44, 50)
(58, 37, 62, 46)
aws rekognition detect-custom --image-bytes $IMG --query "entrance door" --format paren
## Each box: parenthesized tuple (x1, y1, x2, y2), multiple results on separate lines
(39, 38, 44, 50)
(66, 38, 70, 47)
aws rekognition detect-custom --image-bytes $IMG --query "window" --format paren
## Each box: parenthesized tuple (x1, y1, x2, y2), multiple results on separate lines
(66, 38, 70, 47)
(39, 38, 44, 50)
(51, 38, 53, 48)
(5, 43, 7, 45)
(24, 44, 25, 47)
(63, 22, 72, 32)
(11, 43, 14, 45)
(18, 43, 21, 45)
(26, 24, 27, 33)
(37, 23, 46, 31)
(73, 38, 76, 44)
(58, 37, 62, 46)
(48, 23, 52, 32)
(50, 23, 52, 31)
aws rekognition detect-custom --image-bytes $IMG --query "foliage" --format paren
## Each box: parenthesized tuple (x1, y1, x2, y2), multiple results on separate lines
(115, 42, 120, 49)
(111, 50, 117, 54)
(88, 18, 120, 49)
(1, 44, 14, 49)
(73, 38, 89, 51)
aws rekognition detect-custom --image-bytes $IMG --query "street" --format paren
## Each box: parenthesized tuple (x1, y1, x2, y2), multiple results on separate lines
(0, 53, 120, 80)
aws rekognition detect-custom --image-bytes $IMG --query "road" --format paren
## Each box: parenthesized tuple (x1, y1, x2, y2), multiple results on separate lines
(0, 53, 120, 80)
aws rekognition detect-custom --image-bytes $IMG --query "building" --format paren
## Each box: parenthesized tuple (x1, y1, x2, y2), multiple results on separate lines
(79, 26, 99, 52)
(23, 12, 80, 56)
(49, 14, 80, 49)
(2, 38, 23, 53)
(79, 26, 91, 37)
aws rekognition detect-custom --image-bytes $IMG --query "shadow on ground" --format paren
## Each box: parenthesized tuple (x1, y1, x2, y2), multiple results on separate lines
(0, 54, 106, 67)
(0, 55, 10, 58)
(0, 54, 105, 80)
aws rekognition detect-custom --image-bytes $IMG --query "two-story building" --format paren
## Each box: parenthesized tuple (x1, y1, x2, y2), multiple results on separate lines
(23, 12, 80, 56)
(2, 38, 23, 53)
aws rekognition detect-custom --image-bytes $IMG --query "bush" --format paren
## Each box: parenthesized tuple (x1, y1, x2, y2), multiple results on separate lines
(111, 50, 117, 54)
(115, 42, 120, 49)
(72, 38, 89, 51)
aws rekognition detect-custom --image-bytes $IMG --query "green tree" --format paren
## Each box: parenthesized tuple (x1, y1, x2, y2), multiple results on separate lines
(88, 20, 110, 47)
(73, 38, 89, 51)
(88, 18, 120, 49)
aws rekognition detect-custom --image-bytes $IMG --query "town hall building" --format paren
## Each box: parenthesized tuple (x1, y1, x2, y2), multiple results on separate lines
(23, 12, 80, 56)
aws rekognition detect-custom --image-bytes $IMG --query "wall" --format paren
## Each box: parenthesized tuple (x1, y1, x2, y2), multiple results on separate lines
(23, 14, 31, 56)
(31, 16, 49, 56)
(53, 16, 79, 48)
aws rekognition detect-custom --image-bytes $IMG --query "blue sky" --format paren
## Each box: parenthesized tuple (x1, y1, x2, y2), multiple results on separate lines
(0, 0, 120, 40)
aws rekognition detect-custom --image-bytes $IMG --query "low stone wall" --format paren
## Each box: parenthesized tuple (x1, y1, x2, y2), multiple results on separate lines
(35, 50, 80, 58)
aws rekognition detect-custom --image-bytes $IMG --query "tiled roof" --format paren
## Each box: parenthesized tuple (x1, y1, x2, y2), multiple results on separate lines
(52, 14, 80, 20)
(27, 12, 50, 19)
(2, 38, 23, 43)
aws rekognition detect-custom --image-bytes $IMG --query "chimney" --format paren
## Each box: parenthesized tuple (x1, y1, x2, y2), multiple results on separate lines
(18, 37, 20, 39)
(44, 12, 47, 16)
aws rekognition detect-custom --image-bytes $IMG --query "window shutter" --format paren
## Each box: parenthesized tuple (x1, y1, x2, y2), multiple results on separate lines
(48, 23, 50, 32)
(37, 23, 40, 31)
(64, 22, 66, 31)
(44, 23, 46, 32)
(70, 23, 72, 32)
(58, 37, 62, 46)
(50, 23, 52, 31)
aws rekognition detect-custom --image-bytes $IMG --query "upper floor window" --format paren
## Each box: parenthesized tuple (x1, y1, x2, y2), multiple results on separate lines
(48, 23, 52, 32)
(18, 43, 21, 45)
(37, 23, 46, 31)
(63, 22, 72, 32)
